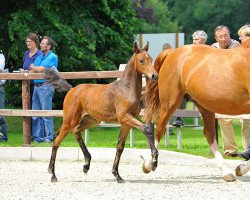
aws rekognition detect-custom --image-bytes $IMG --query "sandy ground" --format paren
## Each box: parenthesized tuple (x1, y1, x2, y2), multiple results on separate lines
(0, 159, 250, 200)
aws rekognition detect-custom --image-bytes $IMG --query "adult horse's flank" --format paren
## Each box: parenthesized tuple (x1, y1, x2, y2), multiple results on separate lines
(48, 42, 158, 183)
(143, 41, 250, 182)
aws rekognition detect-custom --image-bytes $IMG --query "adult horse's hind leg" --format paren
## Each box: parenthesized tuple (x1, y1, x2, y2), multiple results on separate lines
(48, 126, 70, 182)
(155, 95, 184, 148)
(112, 124, 131, 183)
(194, 102, 236, 182)
(235, 159, 250, 176)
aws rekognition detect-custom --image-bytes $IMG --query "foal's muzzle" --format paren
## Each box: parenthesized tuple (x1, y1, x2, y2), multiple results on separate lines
(152, 74, 158, 81)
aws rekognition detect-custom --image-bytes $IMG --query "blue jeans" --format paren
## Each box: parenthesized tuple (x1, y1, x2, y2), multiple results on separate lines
(32, 83, 55, 142)
(0, 86, 7, 142)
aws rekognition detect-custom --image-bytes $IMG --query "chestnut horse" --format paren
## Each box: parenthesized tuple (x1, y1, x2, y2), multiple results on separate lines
(143, 39, 250, 182)
(48, 42, 158, 183)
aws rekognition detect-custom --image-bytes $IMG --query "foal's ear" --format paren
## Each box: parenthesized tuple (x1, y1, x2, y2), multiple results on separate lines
(133, 42, 139, 53)
(143, 41, 149, 52)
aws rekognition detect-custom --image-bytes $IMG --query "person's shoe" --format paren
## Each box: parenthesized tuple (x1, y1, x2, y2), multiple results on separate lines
(0, 132, 7, 142)
(172, 117, 184, 127)
(224, 151, 238, 157)
(238, 150, 250, 161)
(169, 131, 175, 135)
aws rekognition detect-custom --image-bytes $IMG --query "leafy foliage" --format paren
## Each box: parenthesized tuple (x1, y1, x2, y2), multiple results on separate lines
(133, 0, 180, 33)
(167, 0, 246, 44)
(2, 0, 248, 108)
(1, 0, 141, 108)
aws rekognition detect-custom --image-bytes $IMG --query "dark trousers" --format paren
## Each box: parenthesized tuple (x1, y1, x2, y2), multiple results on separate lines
(0, 86, 7, 141)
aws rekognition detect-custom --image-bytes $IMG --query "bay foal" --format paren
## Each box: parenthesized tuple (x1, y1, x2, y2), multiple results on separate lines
(48, 42, 158, 183)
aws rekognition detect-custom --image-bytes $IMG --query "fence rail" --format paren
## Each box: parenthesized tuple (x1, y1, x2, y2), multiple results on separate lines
(0, 71, 202, 147)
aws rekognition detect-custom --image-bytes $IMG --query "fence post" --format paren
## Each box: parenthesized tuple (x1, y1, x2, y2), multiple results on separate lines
(177, 128, 182, 150)
(22, 71, 31, 145)
(84, 129, 89, 144)
(130, 128, 134, 148)
(165, 125, 170, 147)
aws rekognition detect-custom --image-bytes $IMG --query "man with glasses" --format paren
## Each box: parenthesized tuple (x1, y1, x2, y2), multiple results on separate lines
(29, 36, 58, 143)
(211, 25, 239, 49)
(211, 25, 250, 158)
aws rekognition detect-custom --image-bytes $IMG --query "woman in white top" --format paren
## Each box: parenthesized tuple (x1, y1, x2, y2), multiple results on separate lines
(0, 51, 7, 142)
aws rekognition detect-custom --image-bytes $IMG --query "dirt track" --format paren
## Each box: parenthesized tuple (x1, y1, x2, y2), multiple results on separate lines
(0, 160, 249, 200)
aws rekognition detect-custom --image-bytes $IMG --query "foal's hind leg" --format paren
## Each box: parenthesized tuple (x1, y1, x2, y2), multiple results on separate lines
(48, 127, 70, 182)
(73, 115, 99, 174)
(195, 102, 235, 182)
(112, 124, 131, 183)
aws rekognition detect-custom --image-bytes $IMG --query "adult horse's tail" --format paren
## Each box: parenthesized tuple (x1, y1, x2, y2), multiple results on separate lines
(143, 48, 173, 123)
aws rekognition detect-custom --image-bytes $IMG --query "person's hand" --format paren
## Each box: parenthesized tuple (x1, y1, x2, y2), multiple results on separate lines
(29, 64, 35, 70)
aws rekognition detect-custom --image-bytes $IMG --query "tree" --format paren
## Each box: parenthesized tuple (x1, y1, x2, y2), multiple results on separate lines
(168, 0, 246, 44)
(133, 0, 180, 33)
(0, 0, 141, 108)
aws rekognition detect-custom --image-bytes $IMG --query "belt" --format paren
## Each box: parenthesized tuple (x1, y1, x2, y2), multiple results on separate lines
(35, 83, 44, 87)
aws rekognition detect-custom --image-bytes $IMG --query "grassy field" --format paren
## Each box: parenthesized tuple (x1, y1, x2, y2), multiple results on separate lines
(0, 115, 245, 159)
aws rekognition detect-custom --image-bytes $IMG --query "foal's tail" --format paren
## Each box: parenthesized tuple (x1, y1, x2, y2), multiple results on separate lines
(44, 68, 72, 92)
(143, 48, 173, 123)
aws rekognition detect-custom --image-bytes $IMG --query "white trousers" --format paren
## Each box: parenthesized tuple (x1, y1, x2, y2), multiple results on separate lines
(219, 118, 250, 154)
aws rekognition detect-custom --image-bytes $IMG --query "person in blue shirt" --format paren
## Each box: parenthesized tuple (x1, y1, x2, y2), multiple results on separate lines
(30, 36, 58, 142)
(23, 33, 42, 107)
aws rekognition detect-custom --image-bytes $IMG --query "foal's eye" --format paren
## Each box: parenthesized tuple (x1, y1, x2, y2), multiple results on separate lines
(139, 59, 144, 64)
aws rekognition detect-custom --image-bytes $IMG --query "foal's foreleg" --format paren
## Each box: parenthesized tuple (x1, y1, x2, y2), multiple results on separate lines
(48, 127, 69, 182)
(195, 103, 235, 182)
(112, 125, 130, 183)
(118, 114, 158, 172)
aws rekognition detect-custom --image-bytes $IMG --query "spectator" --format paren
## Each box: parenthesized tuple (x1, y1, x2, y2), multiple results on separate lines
(23, 33, 42, 106)
(29, 36, 58, 143)
(162, 43, 172, 50)
(211, 25, 250, 157)
(0, 50, 7, 142)
(211, 25, 239, 49)
(236, 24, 250, 160)
(192, 30, 208, 44)
(170, 30, 208, 130)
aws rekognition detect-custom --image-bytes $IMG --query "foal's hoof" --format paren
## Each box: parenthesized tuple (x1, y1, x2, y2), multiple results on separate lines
(117, 178, 125, 183)
(223, 173, 236, 182)
(235, 165, 243, 176)
(83, 167, 89, 174)
(51, 176, 58, 183)
(151, 161, 158, 171)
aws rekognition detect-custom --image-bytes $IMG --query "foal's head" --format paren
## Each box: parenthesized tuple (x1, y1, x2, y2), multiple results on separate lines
(133, 42, 158, 81)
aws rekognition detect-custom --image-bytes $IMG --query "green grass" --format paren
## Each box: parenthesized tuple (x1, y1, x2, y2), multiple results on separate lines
(0, 116, 245, 159)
